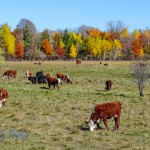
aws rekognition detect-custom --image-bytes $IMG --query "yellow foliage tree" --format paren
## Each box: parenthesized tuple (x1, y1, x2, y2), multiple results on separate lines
(69, 44, 77, 58)
(120, 28, 129, 38)
(133, 29, 140, 39)
(112, 39, 123, 60)
(1, 23, 16, 57)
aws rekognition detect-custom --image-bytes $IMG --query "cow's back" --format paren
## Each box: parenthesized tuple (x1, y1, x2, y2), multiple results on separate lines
(94, 101, 122, 118)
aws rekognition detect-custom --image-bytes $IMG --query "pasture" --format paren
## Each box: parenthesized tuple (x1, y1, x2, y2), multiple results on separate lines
(0, 61, 150, 150)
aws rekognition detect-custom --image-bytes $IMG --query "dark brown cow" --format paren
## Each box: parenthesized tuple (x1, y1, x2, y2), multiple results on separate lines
(76, 59, 81, 65)
(86, 101, 122, 132)
(56, 73, 72, 84)
(47, 74, 61, 89)
(3, 70, 17, 79)
(0, 88, 9, 107)
(104, 63, 108, 66)
(26, 70, 32, 77)
(105, 80, 113, 91)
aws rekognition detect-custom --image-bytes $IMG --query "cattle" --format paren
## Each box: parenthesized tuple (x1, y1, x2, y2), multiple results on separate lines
(76, 59, 81, 65)
(47, 74, 61, 89)
(26, 70, 32, 77)
(86, 101, 122, 132)
(34, 61, 42, 65)
(0, 88, 9, 107)
(28, 76, 37, 84)
(37, 76, 47, 84)
(28, 76, 47, 84)
(3, 70, 17, 79)
(104, 63, 108, 66)
(105, 80, 113, 91)
(56, 73, 72, 84)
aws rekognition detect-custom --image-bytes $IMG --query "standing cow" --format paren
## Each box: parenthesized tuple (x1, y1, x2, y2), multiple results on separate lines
(86, 101, 122, 132)
(105, 80, 113, 91)
(76, 59, 81, 65)
(56, 73, 73, 84)
(47, 74, 61, 89)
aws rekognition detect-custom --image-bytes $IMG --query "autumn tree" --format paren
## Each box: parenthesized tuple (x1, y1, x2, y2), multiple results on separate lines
(69, 44, 77, 58)
(42, 39, 54, 57)
(85, 28, 102, 58)
(17, 19, 37, 60)
(132, 39, 143, 58)
(12, 29, 24, 59)
(0, 23, 15, 59)
(112, 39, 123, 60)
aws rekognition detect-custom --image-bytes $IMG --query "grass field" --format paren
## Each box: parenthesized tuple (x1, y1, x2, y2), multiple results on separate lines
(0, 61, 150, 150)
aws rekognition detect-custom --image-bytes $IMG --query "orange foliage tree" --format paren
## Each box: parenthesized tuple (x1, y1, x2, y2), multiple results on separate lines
(42, 39, 54, 56)
(132, 39, 143, 58)
(15, 41, 24, 58)
(13, 29, 24, 59)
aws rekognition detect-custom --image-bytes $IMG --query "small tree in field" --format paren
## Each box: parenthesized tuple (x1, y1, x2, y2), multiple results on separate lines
(131, 60, 150, 96)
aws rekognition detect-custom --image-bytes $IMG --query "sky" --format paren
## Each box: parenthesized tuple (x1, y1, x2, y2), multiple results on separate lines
(0, 0, 150, 32)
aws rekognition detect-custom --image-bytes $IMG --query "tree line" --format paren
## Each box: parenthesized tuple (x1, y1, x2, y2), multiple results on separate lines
(0, 18, 150, 61)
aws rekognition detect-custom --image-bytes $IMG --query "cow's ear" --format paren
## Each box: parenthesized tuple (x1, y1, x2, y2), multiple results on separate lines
(85, 121, 89, 124)
(0, 92, 2, 96)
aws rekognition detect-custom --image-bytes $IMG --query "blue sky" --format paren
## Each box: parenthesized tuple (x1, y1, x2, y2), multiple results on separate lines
(0, 0, 150, 32)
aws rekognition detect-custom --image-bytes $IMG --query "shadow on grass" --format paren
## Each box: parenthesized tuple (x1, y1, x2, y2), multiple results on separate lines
(25, 82, 31, 85)
(77, 125, 89, 131)
(78, 124, 105, 131)
(40, 86, 49, 90)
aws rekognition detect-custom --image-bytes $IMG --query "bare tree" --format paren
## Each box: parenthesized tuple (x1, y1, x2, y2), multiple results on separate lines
(131, 60, 150, 96)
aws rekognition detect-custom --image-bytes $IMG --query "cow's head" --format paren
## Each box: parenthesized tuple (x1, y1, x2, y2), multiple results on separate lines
(86, 113, 101, 132)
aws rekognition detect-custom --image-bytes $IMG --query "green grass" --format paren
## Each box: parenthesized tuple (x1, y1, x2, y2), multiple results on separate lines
(0, 61, 150, 150)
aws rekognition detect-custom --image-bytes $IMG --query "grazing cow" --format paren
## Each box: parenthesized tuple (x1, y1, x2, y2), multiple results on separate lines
(0, 88, 9, 107)
(34, 61, 42, 65)
(3, 70, 17, 79)
(28, 76, 47, 84)
(28, 76, 37, 84)
(47, 74, 61, 89)
(56, 73, 73, 84)
(26, 70, 32, 77)
(104, 63, 108, 66)
(105, 80, 113, 91)
(76, 59, 81, 65)
(86, 101, 122, 132)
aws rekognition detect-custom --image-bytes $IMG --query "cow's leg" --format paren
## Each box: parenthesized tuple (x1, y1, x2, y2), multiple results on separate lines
(48, 84, 51, 89)
(114, 117, 118, 130)
(103, 118, 109, 131)
(114, 115, 120, 130)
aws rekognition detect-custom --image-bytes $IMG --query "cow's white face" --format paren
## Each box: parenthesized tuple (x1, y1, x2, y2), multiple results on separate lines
(3, 75, 7, 79)
(0, 101, 3, 107)
(88, 120, 96, 132)
(67, 75, 70, 79)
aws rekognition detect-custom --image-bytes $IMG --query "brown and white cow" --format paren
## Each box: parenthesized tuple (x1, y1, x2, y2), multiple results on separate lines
(105, 80, 113, 91)
(56, 73, 72, 84)
(47, 74, 61, 89)
(3, 70, 17, 79)
(26, 70, 32, 77)
(76, 59, 81, 65)
(86, 101, 122, 132)
(0, 88, 9, 107)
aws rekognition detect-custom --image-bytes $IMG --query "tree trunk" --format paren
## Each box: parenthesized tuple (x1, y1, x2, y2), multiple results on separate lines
(103, 52, 106, 61)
